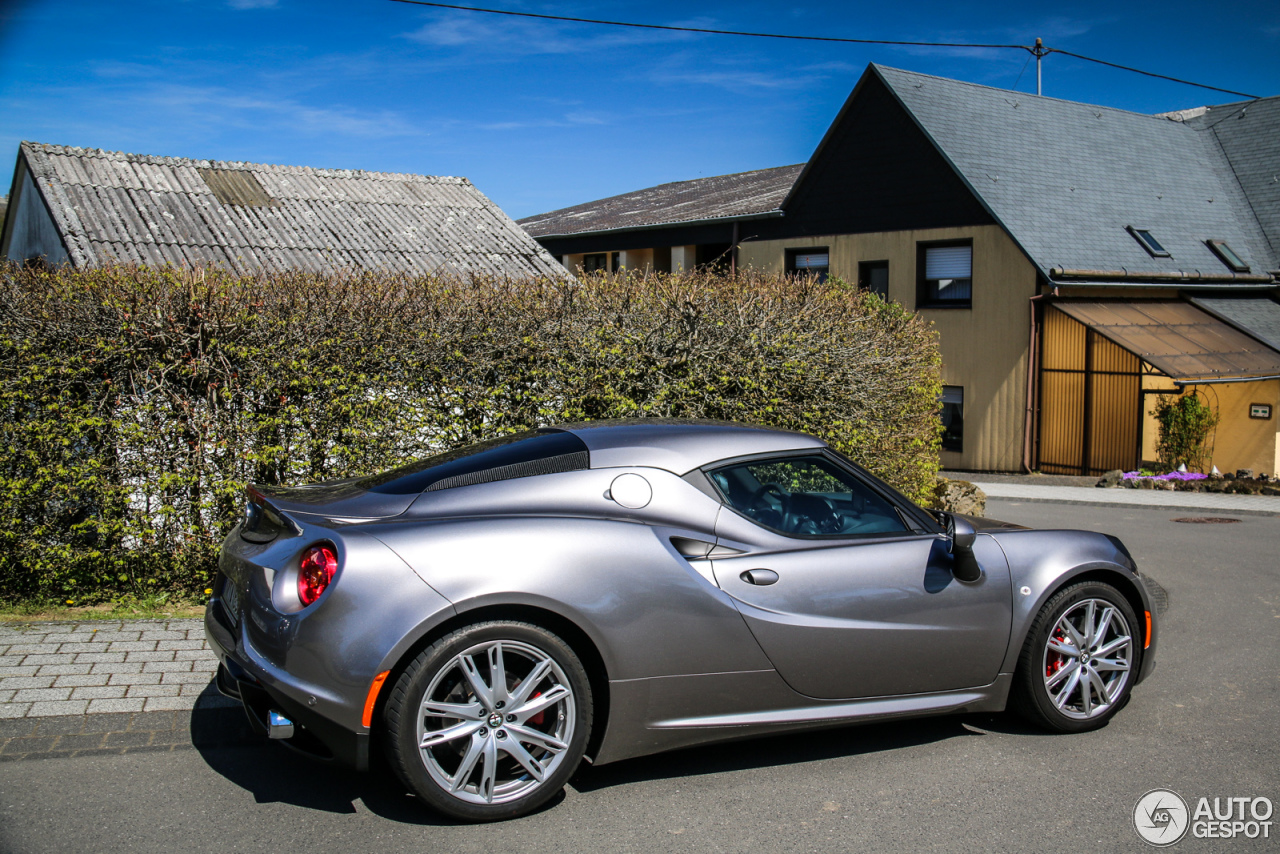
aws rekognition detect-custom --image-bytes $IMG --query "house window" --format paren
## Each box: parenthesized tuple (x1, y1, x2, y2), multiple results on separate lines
(1206, 240, 1249, 273)
(858, 260, 889, 298)
(582, 253, 610, 273)
(940, 386, 964, 452)
(1126, 226, 1170, 258)
(786, 248, 829, 281)
(917, 241, 972, 308)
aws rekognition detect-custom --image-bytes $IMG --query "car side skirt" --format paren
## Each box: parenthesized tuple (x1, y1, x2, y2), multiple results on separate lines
(593, 670, 1012, 765)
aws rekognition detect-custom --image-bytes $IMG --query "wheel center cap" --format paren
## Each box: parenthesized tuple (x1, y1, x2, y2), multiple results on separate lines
(488, 713, 502, 728)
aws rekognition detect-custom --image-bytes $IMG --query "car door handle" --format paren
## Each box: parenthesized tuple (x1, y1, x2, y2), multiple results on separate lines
(740, 569, 779, 586)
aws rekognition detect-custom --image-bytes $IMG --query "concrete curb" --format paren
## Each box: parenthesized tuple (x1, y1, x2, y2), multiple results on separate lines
(975, 482, 1280, 517)
(986, 494, 1280, 518)
(0, 704, 256, 762)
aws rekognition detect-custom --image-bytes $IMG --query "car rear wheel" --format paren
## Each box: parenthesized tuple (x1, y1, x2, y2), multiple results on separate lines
(1011, 581, 1139, 733)
(383, 620, 592, 822)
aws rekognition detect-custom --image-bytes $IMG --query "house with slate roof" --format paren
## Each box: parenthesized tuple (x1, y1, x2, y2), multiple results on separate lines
(521, 64, 1280, 477)
(1, 142, 564, 278)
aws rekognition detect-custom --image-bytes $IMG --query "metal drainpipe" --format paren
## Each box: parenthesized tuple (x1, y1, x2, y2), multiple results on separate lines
(1022, 293, 1045, 473)
(731, 222, 739, 276)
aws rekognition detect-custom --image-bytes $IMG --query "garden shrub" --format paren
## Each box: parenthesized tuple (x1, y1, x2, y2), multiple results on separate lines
(0, 264, 941, 602)
(1152, 392, 1218, 474)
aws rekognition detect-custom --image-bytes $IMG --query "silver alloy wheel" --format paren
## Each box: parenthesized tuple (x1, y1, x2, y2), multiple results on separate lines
(1042, 598, 1133, 720)
(415, 639, 576, 806)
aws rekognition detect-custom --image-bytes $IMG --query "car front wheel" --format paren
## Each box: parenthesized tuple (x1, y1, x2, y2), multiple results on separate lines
(383, 620, 592, 821)
(1012, 581, 1139, 732)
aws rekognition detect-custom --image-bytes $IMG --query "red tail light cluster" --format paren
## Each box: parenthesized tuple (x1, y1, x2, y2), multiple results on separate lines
(298, 543, 338, 606)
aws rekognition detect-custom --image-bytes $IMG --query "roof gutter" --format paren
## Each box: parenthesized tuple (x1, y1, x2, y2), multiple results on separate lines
(526, 209, 784, 241)
(1174, 374, 1280, 386)
(1049, 267, 1275, 285)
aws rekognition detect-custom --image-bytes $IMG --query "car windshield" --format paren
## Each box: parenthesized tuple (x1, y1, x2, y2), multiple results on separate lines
(708, 455, 908, 537)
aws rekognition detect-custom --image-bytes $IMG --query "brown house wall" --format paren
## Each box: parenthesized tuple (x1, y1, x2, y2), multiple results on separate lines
(738, 224, 1038, 472)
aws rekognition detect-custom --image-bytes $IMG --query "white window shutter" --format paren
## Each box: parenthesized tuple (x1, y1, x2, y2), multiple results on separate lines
(794, 252, 829, 269)
(925, 246, 971, 279)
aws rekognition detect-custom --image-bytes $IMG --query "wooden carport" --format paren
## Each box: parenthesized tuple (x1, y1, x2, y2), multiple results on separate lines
(1036, 301, 1280, 475)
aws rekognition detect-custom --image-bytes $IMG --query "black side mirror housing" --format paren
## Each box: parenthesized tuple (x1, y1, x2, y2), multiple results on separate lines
(947, 514, 976, 553)
(944, 513, 982, 582)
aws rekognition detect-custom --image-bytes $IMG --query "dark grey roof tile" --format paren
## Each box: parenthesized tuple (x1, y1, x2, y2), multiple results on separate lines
(519, 164, 802, 238)
(1190, 98, 1280, 267)
(1190, 296, 1280, 351)
(874, 65, 1276, 280)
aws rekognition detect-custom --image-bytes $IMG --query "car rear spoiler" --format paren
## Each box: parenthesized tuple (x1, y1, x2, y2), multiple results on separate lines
(240, 486, 302, 543)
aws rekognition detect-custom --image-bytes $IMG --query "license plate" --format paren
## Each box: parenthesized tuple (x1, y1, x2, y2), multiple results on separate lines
(221, 577, 241, 626)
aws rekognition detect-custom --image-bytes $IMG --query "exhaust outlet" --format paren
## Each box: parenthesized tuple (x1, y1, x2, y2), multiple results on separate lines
(267, 710, 295, 739)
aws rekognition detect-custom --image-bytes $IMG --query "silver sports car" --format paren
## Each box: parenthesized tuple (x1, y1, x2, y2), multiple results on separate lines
(206, 420, 1158, 821)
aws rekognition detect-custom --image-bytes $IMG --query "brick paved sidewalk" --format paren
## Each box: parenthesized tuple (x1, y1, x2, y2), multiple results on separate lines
(0, 618, 227, 718)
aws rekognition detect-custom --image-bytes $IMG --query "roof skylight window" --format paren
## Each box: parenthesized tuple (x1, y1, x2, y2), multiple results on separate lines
(1126, 226, 1170, 258)
(1205, 239, 1250, 273)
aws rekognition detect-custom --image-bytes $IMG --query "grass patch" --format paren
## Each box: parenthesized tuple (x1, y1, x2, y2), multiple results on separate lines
(0, 595, 206, 623)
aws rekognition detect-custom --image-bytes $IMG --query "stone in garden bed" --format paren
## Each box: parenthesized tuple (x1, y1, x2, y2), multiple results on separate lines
(1097, 468, 1277, 494)
(1097, 470, 1125, 488)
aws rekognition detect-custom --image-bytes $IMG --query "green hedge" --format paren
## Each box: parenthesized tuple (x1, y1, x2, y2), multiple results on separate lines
(0, 264, 941, 603)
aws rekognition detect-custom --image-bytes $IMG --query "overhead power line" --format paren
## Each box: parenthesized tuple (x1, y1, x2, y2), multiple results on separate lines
(387, 0, 1026, 50)
(388, 0, 1262, 101)
(1048, 48, 1258, 100)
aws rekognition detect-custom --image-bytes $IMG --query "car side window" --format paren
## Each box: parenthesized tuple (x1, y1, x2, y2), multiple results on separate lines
(707, 455, 908, 537)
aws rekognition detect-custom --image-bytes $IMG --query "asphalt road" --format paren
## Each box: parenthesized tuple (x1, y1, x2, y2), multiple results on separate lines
(1, 500, 1277, 853)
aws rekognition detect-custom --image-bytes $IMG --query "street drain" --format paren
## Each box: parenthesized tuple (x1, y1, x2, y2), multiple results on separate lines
(1171, 517, 1241, 524)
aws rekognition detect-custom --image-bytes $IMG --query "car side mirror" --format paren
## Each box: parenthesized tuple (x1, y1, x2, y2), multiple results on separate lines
(946, 514, 976, 553)
(944, 514, 982, 583)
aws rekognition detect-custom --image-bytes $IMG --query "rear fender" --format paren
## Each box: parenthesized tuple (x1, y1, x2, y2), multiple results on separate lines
(217, 518, 455, 732)
(367, 516, 774, 683)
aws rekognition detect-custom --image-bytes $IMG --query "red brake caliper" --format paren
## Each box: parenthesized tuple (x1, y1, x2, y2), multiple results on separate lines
(1046, 628, 1067, 678)
(528, 691, 545, 726)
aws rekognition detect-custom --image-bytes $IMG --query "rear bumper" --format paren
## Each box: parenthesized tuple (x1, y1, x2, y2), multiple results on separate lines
(205, 599, 370, 771)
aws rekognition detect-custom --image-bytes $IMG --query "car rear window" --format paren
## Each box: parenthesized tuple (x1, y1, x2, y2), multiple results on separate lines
(357, 429, 590, 495)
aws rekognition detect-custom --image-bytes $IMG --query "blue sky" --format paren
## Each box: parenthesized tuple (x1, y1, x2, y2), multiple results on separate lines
(1, 1, 1277, 219)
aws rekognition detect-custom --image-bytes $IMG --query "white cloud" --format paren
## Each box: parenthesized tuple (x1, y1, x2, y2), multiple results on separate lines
(644, 50, 851, 95)
(477, 110, 613, 132)
(32, 80, 421, 143)
(563, 111, 606, 126)
(149, 84, 418, 137)
(1033, 16, 1098, 40)
(401, 11, 714, 56)
(649, 67, 816, 92)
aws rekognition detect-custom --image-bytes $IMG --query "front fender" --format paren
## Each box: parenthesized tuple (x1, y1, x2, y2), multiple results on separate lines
(990, 529, 1156, 682)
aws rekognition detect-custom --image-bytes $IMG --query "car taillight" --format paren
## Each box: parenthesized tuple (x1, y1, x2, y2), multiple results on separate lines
(298, 544, 338, 606)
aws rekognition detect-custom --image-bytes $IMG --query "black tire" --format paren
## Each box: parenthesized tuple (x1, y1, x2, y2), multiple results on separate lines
(383, 620, 592, 822)
(1011, 581, 1140, 733)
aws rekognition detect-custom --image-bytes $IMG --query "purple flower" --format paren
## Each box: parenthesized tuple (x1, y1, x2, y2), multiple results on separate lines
(1123, 471, 1208, 481)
